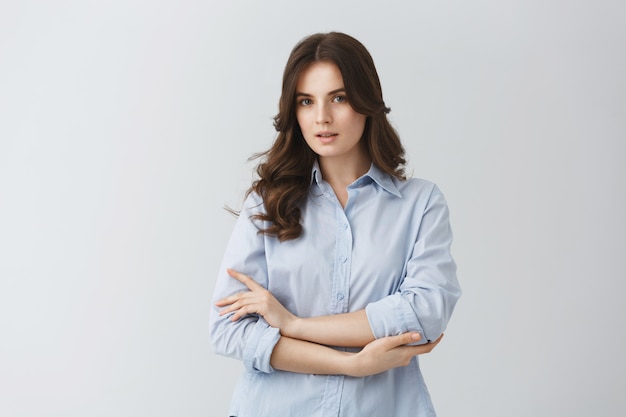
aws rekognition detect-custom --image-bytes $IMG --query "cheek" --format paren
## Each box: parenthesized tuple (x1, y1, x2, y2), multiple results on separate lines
(296, 115, 312, 143)
(295, 112, 308, 131)
(350, 114, 367, 134)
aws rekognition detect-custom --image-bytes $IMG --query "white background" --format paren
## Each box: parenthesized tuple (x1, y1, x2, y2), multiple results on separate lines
(1, 1, 625, 416)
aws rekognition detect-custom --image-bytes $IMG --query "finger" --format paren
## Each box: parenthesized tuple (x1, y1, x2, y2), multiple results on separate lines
(217, 302, 241, 316)
(229, 303, 261, 321)
(215, 295, 236, 307)
(216, 292, 257, 312)
(407, 333, 444, 355)
(227, 268, 263, 290)
(218, 306, 245, 321)
(217, 301, 252, 321)
(229, 308, 247, 322)
(380, 332, 421, 349)
(215, 292, 249, 307)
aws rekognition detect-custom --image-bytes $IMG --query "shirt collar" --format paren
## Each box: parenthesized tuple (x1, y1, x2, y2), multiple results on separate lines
(310, 160, 402, 198)
(311, 160, 322, 186)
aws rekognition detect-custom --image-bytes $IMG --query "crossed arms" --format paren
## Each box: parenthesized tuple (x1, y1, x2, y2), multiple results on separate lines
(214, 268, 442, 377)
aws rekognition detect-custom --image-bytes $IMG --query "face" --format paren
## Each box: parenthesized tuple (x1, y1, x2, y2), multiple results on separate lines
(295, 61, 368, 165)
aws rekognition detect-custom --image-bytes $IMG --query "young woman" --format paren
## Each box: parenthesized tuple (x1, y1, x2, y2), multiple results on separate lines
(209, 32, 461, 417)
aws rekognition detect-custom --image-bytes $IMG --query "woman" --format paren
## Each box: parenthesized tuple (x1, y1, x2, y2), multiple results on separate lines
(209, 32, 461, 417)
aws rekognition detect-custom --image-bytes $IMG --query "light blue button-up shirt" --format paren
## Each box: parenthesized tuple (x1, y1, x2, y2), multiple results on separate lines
(209, 162, 461, 417)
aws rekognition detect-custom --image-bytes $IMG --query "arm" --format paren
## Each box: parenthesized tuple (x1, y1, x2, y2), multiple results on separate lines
(270, 332, 442, 377)
(216, 269, 375, 347)
(286, 310, 373, 347)
(210, 194, 438, 376)
(366, 186, 461, 343)
(217, 186, 461, 347)
(213, 266, 440, 376)
(209, 194, 278, 372)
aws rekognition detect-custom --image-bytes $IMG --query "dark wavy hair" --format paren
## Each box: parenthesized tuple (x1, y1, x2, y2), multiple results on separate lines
(248, 32, 406, 241)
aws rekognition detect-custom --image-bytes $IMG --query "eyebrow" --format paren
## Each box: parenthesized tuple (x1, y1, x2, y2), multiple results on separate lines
(295, 88, 346, 97)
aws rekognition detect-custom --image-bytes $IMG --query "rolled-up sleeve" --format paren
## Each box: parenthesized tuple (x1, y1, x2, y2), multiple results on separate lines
(366, 186, 461, 344)
(209, 193, 281, 373)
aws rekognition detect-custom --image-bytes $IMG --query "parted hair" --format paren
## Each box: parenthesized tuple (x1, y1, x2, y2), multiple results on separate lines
(248, 32, 406, 241)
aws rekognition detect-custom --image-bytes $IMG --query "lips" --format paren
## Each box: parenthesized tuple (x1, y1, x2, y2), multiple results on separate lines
(316, 131, 338, 140)
(315, 131, 338, 144)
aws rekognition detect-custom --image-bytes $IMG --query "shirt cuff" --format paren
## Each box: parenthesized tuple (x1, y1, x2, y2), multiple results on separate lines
(365, 294, 426, 345)
(243, 318, 281, 373)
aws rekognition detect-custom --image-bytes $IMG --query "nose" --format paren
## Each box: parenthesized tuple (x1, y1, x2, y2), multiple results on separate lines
(315, 102, 332, 125)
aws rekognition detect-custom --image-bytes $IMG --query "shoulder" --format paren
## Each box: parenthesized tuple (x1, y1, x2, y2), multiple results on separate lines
(393, 176, 444, 200)
(242, 190, 265, 211)
(231, 191, 267, 230)
(390, 176, 452, 218)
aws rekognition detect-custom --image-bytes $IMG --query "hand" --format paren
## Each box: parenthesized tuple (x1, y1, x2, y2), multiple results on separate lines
(346, 332, 443, 377)
(215, 268, 298, 333)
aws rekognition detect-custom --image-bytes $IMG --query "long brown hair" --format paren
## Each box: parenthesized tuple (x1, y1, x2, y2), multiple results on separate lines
(248, 32, 406, 241)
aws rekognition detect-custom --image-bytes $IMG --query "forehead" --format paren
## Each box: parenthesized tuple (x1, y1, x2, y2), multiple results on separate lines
(296, 61, 345, 93)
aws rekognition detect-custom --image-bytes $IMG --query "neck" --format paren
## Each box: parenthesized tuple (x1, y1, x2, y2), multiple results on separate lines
(318, 152, 371, 189)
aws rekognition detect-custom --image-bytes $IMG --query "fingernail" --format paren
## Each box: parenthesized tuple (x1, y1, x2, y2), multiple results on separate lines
(411, 333, 420, 340)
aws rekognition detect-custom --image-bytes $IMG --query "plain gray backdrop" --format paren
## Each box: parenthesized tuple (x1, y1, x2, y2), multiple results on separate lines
(1, 1, 625, 416)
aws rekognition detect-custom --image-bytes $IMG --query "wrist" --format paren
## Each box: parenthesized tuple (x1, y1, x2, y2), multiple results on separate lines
(341, 351, 362, 377)
(281, 316, 303, 339)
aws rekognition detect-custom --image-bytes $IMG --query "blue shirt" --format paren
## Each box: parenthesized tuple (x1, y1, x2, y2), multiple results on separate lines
(209, 162, 461, 417)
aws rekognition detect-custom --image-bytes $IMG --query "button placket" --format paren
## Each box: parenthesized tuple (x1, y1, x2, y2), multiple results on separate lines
(333, 207, 352, 314)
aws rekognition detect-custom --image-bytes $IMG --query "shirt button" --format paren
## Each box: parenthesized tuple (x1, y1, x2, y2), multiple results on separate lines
(337, 293, 345, 300)
(339, 256, 347, 263)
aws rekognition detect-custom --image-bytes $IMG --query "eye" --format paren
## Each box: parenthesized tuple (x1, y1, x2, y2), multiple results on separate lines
(298, 98, 313, 106)
(332, 95, 347, 103)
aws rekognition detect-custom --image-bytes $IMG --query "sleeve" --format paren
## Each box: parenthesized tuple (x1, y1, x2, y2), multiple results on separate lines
(208, 193, 281, 373)
(365, 185, 461, 344)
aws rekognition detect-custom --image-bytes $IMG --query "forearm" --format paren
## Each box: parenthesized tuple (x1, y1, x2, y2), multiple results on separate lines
(284, 310, 375, 347)
(271, 332, 438, 378)
(270, 335, 353, 375)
